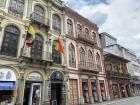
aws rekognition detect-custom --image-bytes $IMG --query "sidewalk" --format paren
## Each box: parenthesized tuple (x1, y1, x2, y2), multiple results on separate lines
(92, 96, 135, 105)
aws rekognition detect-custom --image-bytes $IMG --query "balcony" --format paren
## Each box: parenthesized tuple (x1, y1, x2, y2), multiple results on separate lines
(48, 0, 64, 9)
(77, 34, 97, 45)
(78, 61, 100, 73)
(30, 12, 49, 28)
(106, 70, 131, 79)
(22, 48, 52, 62)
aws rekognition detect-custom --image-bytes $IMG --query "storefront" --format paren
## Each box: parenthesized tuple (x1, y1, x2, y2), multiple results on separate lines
(23, 72, 43, 105)
(0, 68, 17, 105)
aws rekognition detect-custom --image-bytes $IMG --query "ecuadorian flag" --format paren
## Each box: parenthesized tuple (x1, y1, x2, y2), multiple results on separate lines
(26, 25, 35, 47)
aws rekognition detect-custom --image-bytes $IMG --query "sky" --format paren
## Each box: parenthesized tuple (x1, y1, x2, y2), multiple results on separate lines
(63, 0, 140, 56)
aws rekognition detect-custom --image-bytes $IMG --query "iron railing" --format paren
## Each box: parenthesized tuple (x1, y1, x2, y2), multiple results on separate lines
(77, 34, 97, 45)
(78, 61, 101, 72)
(106, 70, 131, 79)
(30, 12, 49, 26)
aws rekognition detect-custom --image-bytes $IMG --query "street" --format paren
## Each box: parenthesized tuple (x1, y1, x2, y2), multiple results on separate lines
(94, 96, 140, 105)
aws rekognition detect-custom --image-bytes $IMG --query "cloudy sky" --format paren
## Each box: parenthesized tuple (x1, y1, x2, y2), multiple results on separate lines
(63, 0, 140, 56)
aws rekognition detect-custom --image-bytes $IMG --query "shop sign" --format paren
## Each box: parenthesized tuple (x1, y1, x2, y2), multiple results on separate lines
(27, 72, 42, 81)
(0, 68, 16, 81)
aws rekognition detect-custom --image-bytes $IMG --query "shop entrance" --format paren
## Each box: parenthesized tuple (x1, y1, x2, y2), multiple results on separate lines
(23, 72, 43, 105)
(50, 71, 64, 105)
(23, 82, 42, 105)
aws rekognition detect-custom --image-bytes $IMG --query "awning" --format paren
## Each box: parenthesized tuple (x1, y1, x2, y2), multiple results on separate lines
(0, 82, 15, 90)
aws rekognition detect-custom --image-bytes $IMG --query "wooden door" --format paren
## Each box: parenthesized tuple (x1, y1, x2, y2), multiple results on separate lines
(69, 79, 79, 105)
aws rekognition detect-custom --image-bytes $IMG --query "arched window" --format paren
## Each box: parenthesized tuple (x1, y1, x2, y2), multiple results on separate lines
(8, 0, 24, 17)
(68, 43, 76, 67)
(52, 40, 61, 64)
(77, 24, 82, 35)
(52, 14, 61, 33)
(31, 34, 43, 60)
(67, 19, 73, 34)
(85, 28, 89, 38)
(1, 25, 20, 57)
(79, 47, 85, 66)
(96, 53, 102, 71)
(34, 5, 45, 23)
(91, 32, 97, 43)
(88, 50, 93, 68)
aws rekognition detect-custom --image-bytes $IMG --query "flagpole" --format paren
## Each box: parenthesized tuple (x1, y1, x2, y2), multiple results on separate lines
(20, 25, 30, 57)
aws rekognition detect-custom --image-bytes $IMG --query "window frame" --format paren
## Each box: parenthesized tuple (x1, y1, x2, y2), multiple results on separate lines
(52, 14, 61, 33)
(67, 19, 73, 34)
(1, 25, 20, 57)
(68, 43, 76, 67)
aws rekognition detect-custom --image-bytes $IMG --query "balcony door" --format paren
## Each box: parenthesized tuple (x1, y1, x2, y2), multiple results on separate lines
(31, 34, 43, 60)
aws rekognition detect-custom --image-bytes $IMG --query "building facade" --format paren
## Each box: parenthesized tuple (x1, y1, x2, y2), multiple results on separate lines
(100, 33, 139, 100)
(104, 52, 132, 100)
(65, 7, 110, 105)
(0, 0, 67, 105)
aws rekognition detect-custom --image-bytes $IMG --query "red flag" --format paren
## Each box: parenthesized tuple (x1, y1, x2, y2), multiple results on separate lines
(57, 38, 64, 54)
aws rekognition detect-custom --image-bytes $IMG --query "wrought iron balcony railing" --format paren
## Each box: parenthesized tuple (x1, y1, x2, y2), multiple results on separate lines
(78, 61, 101, 72)
(77, 34, 97, 45)
(22, 48, 52, 62)
(106, 70, 131, 79)
(30, 12, 49, 27)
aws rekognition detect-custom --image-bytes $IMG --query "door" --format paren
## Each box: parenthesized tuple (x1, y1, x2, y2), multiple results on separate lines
(51, 83, 62, 105)
(112, 84, 119, 99)
(29, 83, 42, 105)
(69, 79, 79, 105)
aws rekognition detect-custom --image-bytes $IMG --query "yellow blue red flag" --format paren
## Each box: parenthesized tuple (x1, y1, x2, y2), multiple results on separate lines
(26, 25, 35, 47)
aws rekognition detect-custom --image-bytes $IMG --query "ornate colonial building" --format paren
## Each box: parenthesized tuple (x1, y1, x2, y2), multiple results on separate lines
(65, 7, 110, 105)
(0, 0, 67, 105)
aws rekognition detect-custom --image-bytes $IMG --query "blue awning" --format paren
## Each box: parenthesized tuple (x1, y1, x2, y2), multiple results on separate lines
(0, 82, 15, 90)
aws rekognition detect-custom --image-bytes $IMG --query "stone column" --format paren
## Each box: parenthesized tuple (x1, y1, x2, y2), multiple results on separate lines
(96, 79, 102, 102)
(88, 79, 94, 104)
(117, 83, 122, 98)
(44, 80, 50, 105)
(104, 79, 110, 101)
(79, 78, 84, 105)
(15, 74, 25, 105)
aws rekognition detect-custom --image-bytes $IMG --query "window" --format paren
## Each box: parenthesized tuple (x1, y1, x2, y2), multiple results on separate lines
(33, 5, 45, 23)
(96, 53, 102, 71)
(88, 50, 93, 68)
(67, 19, 73, 34)
(31, 34, 43, 60)
(52, 14, 61, 33)
(52, 40, 61, 64)
(0, 0, 6, 7)
(69, 43, 76, 67)
(8, 0, 24, 17)
(79, 47, 85, 66)
(85, 28, 89, 38)
(1, 25, 20, 57)
(91, 32, 96, 41)
(77, 24, 82, 36)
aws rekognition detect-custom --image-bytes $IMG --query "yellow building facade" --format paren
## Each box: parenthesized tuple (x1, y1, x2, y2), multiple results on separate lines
(0, 0, 67, 105)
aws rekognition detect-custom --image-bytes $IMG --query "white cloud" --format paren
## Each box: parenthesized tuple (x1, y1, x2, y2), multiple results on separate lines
(63, 0, 140, 57)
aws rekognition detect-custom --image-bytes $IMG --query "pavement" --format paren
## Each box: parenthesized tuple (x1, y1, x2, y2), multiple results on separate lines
(93, 96, 140, 105)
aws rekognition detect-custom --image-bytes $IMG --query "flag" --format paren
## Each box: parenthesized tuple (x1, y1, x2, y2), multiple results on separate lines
(55, 37, 64, 54)
(26, 25, 35, 47)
